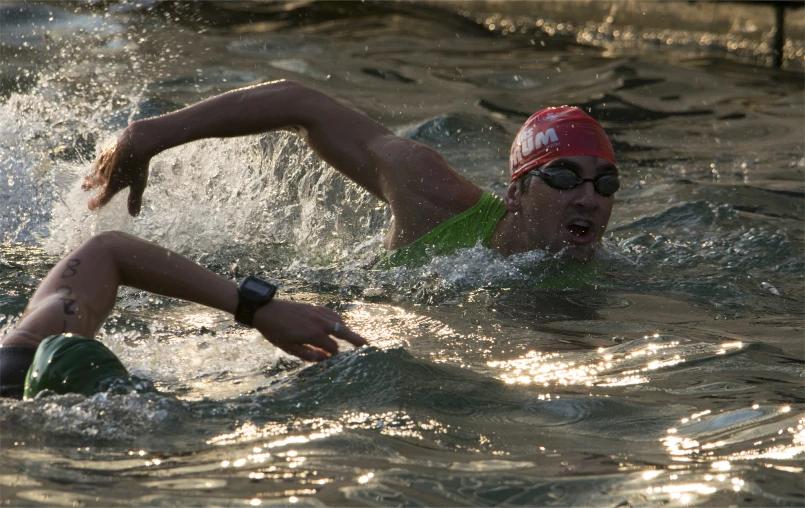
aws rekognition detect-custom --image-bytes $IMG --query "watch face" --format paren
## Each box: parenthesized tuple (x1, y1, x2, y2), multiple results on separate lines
(241, 277, 276, 300)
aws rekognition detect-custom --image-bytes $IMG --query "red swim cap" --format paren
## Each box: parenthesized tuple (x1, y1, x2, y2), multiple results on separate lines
(509, 106, 615, 182)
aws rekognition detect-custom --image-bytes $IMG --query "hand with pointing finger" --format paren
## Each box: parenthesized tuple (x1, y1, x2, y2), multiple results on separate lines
(253, 300, 367, 362)
(83, 124, 152, 216)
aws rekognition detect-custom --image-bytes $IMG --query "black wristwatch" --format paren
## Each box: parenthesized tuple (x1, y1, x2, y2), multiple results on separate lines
(235, 276, 277, 327)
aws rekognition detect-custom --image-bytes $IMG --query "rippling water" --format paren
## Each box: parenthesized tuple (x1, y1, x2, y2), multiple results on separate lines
(1, 1, 803, 506)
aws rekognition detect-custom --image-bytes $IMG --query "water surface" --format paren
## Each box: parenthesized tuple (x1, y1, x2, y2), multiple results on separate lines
(1, 1, 803, 506)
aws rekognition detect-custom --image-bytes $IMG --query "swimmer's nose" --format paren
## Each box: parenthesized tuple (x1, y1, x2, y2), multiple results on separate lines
(572, 180, 600, 208)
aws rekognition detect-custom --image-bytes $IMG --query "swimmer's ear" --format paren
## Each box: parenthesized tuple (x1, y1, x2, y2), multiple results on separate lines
(504, 180, 523, 213)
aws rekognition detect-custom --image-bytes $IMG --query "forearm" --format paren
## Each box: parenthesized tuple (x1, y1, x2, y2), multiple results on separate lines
(4, 232, 368, 363)
(4, 231, 236, 347)
(100, 231, 237, 315)
(128, 80, 392, 198)
(134, 80, 322, 156)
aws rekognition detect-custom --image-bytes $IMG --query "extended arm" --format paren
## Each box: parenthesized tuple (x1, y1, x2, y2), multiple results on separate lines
(85, 80, 394, 212)
(83, 81, 481, 247)
(1, 231, 365, 362)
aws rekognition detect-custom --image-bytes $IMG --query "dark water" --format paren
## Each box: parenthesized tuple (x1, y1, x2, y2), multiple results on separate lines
(1, 1, 803, 506)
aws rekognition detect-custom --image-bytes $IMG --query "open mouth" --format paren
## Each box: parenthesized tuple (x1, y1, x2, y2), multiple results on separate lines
(567, 219, 592, 238)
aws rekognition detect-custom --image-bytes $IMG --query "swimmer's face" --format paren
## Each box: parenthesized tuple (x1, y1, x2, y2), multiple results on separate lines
(517, 155, 617, 261)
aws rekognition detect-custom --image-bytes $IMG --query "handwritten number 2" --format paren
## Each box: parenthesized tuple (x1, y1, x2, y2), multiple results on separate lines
(56, 285, 77, 315)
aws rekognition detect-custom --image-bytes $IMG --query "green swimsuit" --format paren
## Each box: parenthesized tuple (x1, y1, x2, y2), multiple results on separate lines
(377, 193, 507, 268)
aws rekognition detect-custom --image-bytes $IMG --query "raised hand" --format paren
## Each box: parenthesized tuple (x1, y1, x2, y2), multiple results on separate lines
(83, 125, 152, 216)
(253, 300, 367, 362)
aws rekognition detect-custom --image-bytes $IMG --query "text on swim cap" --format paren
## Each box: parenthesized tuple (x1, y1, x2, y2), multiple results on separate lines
(513, 128, 559, 164)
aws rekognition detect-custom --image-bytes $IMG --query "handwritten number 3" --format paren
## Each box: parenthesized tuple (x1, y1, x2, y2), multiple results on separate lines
(61, 259, 80, 278)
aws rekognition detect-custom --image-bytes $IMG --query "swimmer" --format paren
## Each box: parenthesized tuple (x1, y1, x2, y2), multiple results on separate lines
(84, 81, 619, 267)
(0, 231, 366, 399)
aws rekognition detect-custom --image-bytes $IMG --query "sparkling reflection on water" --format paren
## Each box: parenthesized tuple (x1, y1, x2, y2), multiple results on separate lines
(1, 1, 803, 506)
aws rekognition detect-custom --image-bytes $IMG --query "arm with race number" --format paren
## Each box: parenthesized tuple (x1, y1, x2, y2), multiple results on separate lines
(2, 231, 365, 362)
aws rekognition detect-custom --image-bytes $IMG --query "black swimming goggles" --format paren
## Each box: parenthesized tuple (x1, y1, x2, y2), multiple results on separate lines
(529, 168, 620, 197)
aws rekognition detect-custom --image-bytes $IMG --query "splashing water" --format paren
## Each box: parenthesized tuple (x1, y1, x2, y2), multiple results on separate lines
(1, 1, 803, 506)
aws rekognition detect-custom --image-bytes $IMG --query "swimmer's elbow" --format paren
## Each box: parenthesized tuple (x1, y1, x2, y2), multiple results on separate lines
(246, 80, 325, 122)
(92, 230, 131, 245)
(248, 79, 315, 101)
(84, 231, 134, 258)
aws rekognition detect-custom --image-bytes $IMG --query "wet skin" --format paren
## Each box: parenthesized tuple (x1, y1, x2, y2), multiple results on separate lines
(82, 81, 616, 260)
(495, 155, 617, 261)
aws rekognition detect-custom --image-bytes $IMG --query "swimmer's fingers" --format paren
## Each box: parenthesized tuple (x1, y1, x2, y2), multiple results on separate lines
(84, 129, 151, 215)
(317, 307, 368, 348)
(87, 181, 123, 211)
(330, 322, 367, 348)
(283, 344, 330, 363)
(255, 301, 367, 362)
(126, 169, 148, 216)
(86, 161, 148, 214)
(304, 333, 340, 357)
(82, 148, 115, 191)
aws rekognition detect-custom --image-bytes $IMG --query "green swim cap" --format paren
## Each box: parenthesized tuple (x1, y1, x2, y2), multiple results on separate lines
(24, 334, 128, 399)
